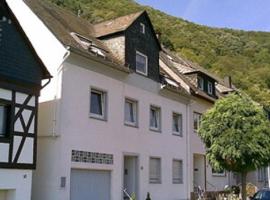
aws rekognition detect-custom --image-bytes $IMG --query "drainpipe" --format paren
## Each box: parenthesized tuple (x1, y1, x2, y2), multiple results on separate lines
(186, 99, 194, 199)
(267, 165, 270, 188)
(51, 47, 70, 137)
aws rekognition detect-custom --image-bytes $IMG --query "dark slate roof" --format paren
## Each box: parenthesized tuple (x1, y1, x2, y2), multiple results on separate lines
(160, 48, 234, 102)
(3, 0, 51, 80)
(94, 11, 144, 38)
(24, 0, 130, 73)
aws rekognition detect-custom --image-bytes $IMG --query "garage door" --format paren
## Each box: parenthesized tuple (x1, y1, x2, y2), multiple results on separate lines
(70, 169, 111, 200)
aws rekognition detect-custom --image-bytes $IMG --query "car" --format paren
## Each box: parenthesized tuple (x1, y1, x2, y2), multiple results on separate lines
(251, 189, 270, 200)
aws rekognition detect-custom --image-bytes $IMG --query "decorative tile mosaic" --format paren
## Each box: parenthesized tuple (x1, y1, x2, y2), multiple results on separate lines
(71, 150, 113, 165)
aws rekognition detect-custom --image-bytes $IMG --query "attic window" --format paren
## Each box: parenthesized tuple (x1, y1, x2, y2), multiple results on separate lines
(140, 23, 145, 34)
(207, 81, 213, 95)
(198, 76, 204, 90)
(70, 32, 107, 58)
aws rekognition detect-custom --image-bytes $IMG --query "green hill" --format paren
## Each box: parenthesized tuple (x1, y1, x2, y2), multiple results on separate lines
(50, 0, 270, 107)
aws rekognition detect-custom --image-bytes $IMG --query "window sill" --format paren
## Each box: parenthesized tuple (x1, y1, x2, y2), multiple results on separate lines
(0, 137, 10, 143)
(173, 181, 183, 184)
(89, 114, 107, 121)
(212, 173, 226, 177)
(124, 122, 138, 128)
(149, 181, 162, 184)
(149, 127, 161, 133)
(172, 132, 182, 137)
(135, 70, 148, 77)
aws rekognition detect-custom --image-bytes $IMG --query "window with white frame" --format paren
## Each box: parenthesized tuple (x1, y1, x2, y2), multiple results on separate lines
(149, 157, 161, 183)
(172, 112, 182, 136)
(0, 103, 10, 137)
(212, 168, 226, 176)
(150, 105, 161, 131)
(136, 51, 148, 75)
(208, 81, 213, 95)
(193, 112, 202, 132)
(258, 167, 268, 182)
(172, 160, 183, 184)
(90, 89, 106, 119)
(124, 98, 138, 126)
(198, 76, 204, 90)
(140, 23, 145, 34)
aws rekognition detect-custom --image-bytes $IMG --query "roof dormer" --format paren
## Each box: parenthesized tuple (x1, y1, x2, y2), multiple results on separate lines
(94, 11, 161, 82)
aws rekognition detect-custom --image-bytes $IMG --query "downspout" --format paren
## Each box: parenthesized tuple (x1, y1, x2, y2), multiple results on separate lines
(186, 99, 193, 199)
(41, 77, 51, 89)
(51, 47, 70, 137)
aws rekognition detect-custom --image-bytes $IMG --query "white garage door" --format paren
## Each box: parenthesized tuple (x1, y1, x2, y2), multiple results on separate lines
(70, 169, 111, 200)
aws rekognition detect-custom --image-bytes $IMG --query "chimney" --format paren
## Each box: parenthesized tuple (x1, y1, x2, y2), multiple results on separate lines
(224, 76, 232, 88)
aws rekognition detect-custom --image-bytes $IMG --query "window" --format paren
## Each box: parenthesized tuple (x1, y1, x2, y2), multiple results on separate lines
(208, 81, 213, 95)
(124, 98, 138, 126)
(258, 167, 268, 182)
(136, 51, 148, 75)
(150, 106, 161, 131)
(149, 157, 161, 183)
(172, 112, 182, 136)
(90, 89, 106, 119)
(0, 104, 10, 137)
(212, 168, 226, 176)
(198, 76, 204, 90)
(140, 23, 145, 34)
(172, 160, 183, 184)
(193, 112, 202, 132)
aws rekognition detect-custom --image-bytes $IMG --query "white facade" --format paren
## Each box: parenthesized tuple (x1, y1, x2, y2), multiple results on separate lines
(33, 53, 191, 200)
(189, 98, 237, 192)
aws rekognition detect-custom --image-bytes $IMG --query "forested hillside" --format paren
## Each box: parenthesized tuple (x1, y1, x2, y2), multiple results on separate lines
(50, 0, 270, 107)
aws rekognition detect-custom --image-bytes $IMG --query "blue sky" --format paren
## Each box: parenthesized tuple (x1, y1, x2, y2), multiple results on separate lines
(135, 0, 270, 32)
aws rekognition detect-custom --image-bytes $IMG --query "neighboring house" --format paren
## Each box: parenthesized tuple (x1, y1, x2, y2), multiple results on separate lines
(159, 48, 237, 194)
(22, 1, 192, 200)
(0, 1, 51, 200)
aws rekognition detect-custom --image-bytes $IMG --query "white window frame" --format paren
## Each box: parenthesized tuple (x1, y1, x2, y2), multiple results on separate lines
(149, 105, 161, 132)
(89, 88, 107, 120)
(172, 112, 183, 136)
(198, 76, 204, 90)
(258, 167, 268, 182)
(124, 98, 138, 127)
(212, 168, 226, 177)
(208, 81, 213, 95)
(149, 157, 161, 184)
(193, 112, 202, 132)
(140, 23, 145, 34)
(172, 159, 183, 184)
(136, 51, 148, 76)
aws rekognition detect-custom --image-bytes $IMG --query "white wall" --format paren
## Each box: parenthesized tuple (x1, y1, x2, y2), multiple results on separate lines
(189, 98, 236, 192)
(0, 170, 32, 200)
(33, 53, 190, 200)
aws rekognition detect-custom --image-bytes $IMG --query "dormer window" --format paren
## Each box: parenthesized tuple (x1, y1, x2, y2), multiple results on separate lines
(136, 51, 148, 75)
(198, 76, 204, 90)
(208, 81, 213, 95)
(140, 23, 145, 34)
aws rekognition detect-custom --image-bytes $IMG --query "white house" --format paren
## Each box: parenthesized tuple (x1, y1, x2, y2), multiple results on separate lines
(18, 1, 195, 200)
(0, 1, 51, 200)
(159, 48, 237, 195)
(6, 0, 254, 199)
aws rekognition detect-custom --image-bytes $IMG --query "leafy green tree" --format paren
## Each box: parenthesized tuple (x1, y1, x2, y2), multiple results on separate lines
(198, 93, 270, 200)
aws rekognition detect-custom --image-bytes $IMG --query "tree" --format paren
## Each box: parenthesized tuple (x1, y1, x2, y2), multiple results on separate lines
(198, 93, 270, 200)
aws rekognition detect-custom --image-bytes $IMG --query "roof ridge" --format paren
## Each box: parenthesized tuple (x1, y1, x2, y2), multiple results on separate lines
(94, 10, 144, 26)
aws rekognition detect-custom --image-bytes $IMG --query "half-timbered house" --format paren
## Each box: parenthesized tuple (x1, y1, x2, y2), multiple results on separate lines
(0, 1, 51, 200)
